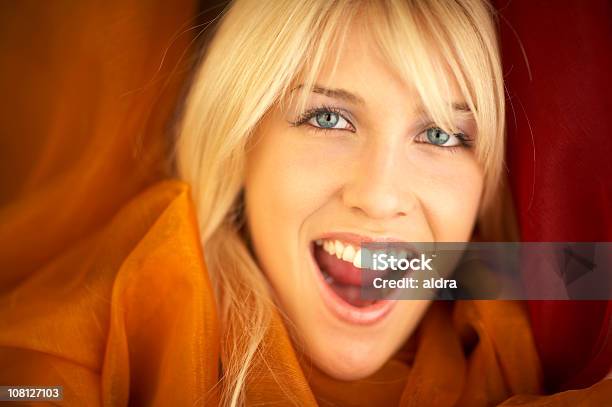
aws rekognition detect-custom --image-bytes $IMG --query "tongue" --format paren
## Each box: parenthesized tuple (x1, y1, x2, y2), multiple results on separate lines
(315, 245, 359, 285)
(314, 245, 391, 307)
(314, 244, 389, 285)
(328, 284, 377, 307)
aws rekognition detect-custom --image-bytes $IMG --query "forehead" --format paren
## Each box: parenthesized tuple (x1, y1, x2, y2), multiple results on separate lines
(302, 18, 464, 115)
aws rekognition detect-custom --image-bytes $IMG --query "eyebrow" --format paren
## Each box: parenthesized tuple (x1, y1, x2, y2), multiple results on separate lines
(292, 84, 472, 114)
(415, 102, 472, 118)
(450, 102, 471, 112)
(292, 84, 366, 105)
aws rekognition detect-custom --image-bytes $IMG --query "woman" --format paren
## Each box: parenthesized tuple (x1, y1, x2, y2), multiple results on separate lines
(0, 0, 610, 405)
(175, 0, 539, 404)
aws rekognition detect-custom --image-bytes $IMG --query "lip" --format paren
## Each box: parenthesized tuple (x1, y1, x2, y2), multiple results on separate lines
(315, 231, 410, 246)
(308, 241, 397, 325)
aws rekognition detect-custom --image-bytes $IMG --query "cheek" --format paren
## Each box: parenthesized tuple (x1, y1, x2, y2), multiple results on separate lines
(411, 153, 484, 241)
(245, 136, 333, 232)
(243, 128, 339, 288)
(244, 125, 354, 231)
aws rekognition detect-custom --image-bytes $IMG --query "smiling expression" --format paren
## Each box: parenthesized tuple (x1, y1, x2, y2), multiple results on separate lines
(243, 22, 484, 380)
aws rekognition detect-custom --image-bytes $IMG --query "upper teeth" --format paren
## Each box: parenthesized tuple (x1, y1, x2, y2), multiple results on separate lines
(316, 239, 363, 268)
(315, 239, 413, 269)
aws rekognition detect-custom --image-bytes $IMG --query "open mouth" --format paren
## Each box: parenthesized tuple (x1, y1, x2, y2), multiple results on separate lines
(311, 238, 414, 310)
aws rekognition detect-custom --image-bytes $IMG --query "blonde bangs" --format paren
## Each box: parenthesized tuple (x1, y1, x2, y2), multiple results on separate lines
(279, 2, 358, 117)
(362, 0, 505, 208)
(179, 1, 505, 237)
(279, 0, 504, 209)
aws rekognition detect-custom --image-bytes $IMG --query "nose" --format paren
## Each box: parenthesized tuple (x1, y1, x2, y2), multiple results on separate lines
(341, 139, 417, 220)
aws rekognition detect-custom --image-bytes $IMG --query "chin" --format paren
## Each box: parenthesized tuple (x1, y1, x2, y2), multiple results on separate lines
(309, 339, 390, 381)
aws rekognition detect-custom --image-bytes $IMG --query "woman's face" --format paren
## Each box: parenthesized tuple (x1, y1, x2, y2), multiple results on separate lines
(244, 25, 484, 380)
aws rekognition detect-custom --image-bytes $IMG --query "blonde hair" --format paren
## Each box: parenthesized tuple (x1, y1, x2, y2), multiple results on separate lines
(175, 0, 505, 404)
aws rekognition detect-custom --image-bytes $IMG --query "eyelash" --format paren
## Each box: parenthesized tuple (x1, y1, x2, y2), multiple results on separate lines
(290, 106, 474, 151)
(289, 105, 356, 133)
(416, 125, 474, 151)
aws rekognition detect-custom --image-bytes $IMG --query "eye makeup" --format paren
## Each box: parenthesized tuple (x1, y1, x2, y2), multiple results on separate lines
(288, 104, 476, 153)
(288, 104, 357, 133)
(414, 122, 474, 148)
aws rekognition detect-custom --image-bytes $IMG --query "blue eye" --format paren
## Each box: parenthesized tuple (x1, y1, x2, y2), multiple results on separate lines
(303, 108, 354, 131)
(291, 105, 355, 132)
(423, 127, 468, 147)
(315, 112, 339, 128)
(427, 127, 450, 145)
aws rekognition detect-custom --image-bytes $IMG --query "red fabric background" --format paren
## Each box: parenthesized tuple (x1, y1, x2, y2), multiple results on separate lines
(496, 0, 612, 391)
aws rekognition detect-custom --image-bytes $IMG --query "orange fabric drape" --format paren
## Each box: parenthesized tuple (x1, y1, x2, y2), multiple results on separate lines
(2, 180, 610, 405)
(0, 2, 610, 406)
(0, 0, 198, 291)
(0, 181, 220, 405)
